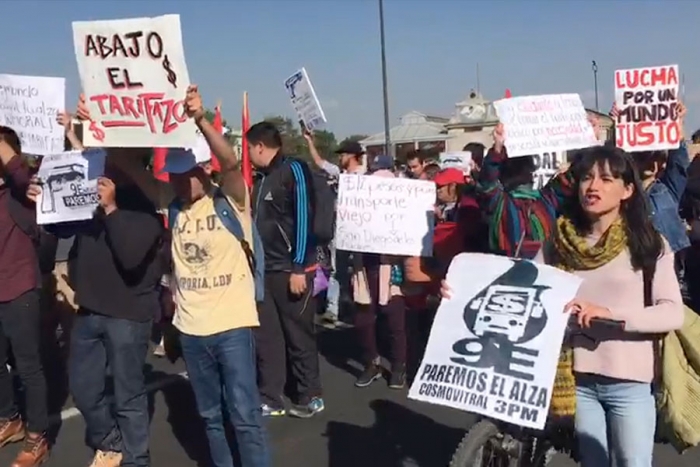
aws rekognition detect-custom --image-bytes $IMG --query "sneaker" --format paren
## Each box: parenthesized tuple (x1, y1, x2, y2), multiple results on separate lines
(260, 404, 286, 418)
(315, 311, 338, 329)
(89, 450, 122, 467)
(288, 397, 325, 418)
(11, 432, 49, 467)
(389, 365, 406, 389)
(153, 344, 166, 358)
(0, 416, 25, 447)
(355, 363, 382, 388)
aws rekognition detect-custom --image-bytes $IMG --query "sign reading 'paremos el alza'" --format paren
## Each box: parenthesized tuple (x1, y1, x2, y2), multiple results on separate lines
(72, 14, 197, 147)
(409, 253, 582, 430)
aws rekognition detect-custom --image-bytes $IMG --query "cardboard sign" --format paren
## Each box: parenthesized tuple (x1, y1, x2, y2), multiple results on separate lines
(36, 149, 107, 225)
(0, 74, 65, 155)
(493, 94, 598, 158)
(335, 174, 436, 256)
(409, 253, 582, 430)
(614, 65, 680, 152)
(284, 68, 326, 131)
(72, 14, 197, 147)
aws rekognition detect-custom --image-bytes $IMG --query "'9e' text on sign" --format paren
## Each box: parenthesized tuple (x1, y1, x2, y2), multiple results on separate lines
(335, 174, 436, 257)
(72, 14, 197, 147)
(614, 65, 680, 152)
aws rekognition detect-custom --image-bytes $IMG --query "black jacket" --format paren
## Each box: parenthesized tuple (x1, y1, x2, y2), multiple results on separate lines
(253, 154, 316, 273)
(48, 185, 164, 322)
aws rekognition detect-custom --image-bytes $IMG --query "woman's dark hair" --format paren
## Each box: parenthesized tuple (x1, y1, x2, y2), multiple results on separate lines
(0, 126, 21, 156)
(500, 156, 535, 191)
(630, 150, 667, 175)
(463, 142, 486, 168)
(568, 145, 663, 271)
(422, 163, 441, 180)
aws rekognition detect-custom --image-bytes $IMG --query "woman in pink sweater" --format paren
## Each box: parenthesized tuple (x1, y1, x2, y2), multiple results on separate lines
(538, 145, 684, 467)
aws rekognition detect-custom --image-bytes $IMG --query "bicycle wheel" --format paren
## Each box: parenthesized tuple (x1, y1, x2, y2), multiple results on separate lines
(449, 419, 520, 467)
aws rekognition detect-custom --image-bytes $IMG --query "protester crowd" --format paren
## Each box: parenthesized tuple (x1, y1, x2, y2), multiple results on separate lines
(0, 83, 698, 467)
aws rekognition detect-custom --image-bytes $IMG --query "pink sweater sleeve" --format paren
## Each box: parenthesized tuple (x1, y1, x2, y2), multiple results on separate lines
(615, 243, 684, 333)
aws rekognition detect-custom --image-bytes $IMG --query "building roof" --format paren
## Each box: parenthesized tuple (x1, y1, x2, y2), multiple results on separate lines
(360, 111, 449, 146)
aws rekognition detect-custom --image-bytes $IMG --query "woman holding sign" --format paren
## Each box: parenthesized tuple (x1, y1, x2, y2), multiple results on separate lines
(443, 144, 684, 467)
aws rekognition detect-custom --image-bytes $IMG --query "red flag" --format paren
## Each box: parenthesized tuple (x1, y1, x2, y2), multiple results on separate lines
(152, 147, 168, 182)
(504, 89, 512, 98)
(210, 103, 222, 172)
(241, 92, 252, 189)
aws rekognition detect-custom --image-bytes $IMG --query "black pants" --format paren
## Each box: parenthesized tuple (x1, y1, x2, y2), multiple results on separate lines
(0, 290, 48, 433)
(255, 271, 321, 407)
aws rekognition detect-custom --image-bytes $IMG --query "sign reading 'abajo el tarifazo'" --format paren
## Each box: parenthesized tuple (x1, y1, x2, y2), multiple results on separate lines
(72, 14, 197, 147)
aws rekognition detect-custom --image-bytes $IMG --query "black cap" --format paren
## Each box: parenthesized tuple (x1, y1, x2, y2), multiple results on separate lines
(335, 141, 364, 156)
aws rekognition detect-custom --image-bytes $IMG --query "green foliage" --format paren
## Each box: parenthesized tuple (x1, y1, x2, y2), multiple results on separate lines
(262, 115, 338, 162)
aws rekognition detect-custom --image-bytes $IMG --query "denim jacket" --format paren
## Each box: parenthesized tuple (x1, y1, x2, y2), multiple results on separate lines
(647, 142, 690, 253)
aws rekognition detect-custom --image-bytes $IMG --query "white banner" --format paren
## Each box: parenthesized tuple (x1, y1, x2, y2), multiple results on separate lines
(335, 174, 436, 256)
(284, 67, 326, 132)
(72, 14, 197, 147)
(36, 149, 107, 225)
(409, 253, 582, 430)
(494, 94, 599, 158)
(0, 74, 65, 155)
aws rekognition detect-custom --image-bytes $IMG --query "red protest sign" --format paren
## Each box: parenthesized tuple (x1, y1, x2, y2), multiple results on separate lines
(614, 65, 681, 152)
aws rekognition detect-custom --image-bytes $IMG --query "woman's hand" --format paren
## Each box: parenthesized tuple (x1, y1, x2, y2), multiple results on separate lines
(440, 280, 452, 299)
(56, 112, 75, 134)
(565, 299, 612, 328)
(76, 94, 90, 121)
(26, 176, 42, 203)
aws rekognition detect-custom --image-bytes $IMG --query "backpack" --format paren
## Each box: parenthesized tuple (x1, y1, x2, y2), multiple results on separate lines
(287, 158, 336, 246)
(168, 189, 265, 303)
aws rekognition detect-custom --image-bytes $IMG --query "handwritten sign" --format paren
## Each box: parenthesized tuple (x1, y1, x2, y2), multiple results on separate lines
(494, 94, 598, 158)
(335, 174, 435, 256)
(72, 14, 197, 147)
(614, 65, 680, 152)
(284, 67, 326, 131)
(36, 149, 107, 225)
(0, 74, 65, 155)
(409, 253, 582, 430)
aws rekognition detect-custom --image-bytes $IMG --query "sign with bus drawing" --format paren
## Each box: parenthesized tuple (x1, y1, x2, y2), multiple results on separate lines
(408, 253, 582, 429)
(72, 14, 197, 147)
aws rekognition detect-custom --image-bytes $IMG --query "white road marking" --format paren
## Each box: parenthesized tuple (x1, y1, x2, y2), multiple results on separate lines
(51, 371, 189, 425)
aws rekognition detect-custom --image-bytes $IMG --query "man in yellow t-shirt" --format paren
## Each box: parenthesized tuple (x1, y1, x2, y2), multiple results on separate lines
(106, 86, 270, 467)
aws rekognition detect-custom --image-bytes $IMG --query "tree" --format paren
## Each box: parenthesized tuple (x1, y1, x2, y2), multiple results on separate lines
(310, 129, 338, 161)
(203, 108, 237, 146)
(338, 134, 369, 146)
(264, 115, 306, 157)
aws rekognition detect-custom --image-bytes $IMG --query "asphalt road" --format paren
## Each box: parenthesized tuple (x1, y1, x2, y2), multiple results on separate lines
(0, 328, 697, 466)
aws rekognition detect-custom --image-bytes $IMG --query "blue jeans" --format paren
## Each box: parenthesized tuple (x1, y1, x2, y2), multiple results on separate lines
(69, 312, 151, 467)
(575, 374, 656, 467)
(180, 328, 271, 467)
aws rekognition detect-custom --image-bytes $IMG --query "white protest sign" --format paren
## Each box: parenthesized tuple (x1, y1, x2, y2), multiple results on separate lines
(72, 14, 197, 147)
(533, 151, 563, 189)
(36, 149, 107, 225)
(284, 67, 327, 131)
(494, 94, 599, 158)
(0, 74, 65, 155)
(409, 253, 582, 430)
(335, 174, 436, 256)
(439, 152, 472, 174)
(614, 64, 680, 152)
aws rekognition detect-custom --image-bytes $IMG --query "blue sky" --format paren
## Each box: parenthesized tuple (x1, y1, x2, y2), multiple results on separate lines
(3, 0, 699, 139)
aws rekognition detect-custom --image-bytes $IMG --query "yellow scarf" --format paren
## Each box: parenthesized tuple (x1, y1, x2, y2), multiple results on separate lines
(549, 216, 627, 419)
